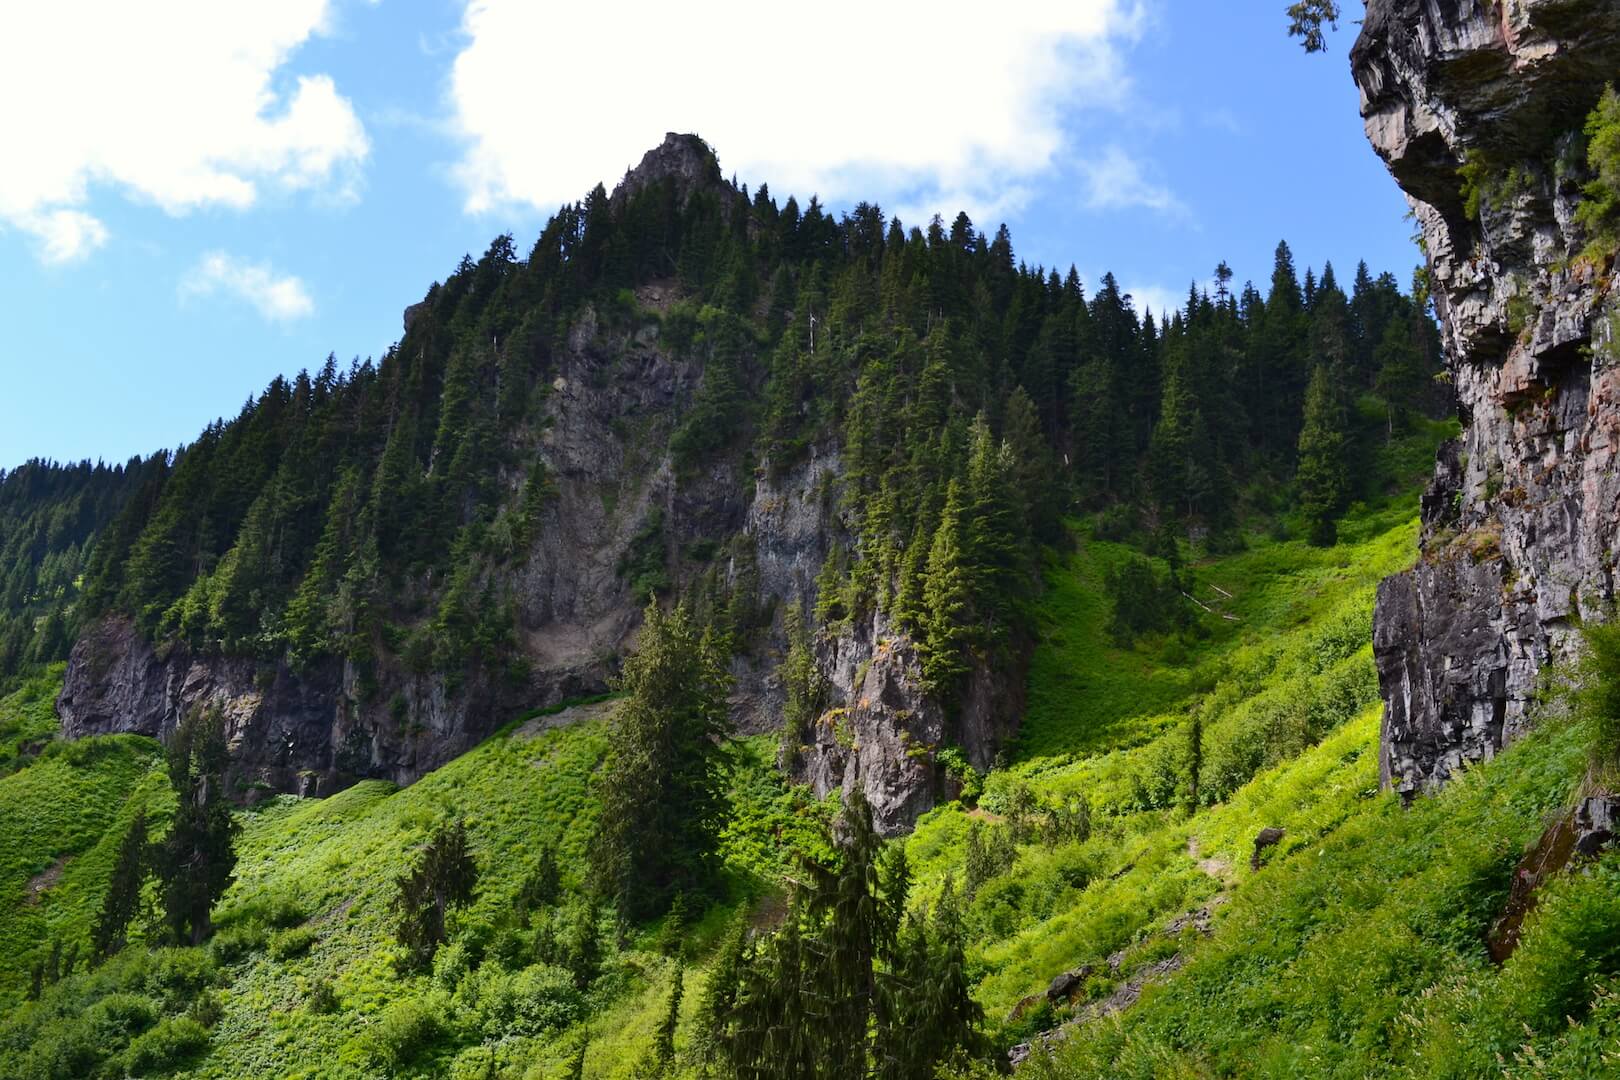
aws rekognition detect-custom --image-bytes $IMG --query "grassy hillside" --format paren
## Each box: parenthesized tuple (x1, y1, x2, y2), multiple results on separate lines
(3, 429, 1616, 1078)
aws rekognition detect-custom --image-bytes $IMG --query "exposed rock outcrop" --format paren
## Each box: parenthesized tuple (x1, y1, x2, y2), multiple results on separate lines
(1354, 0, 1620, 797)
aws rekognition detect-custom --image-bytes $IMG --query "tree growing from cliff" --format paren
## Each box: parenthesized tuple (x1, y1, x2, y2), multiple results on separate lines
(1576, 85, 1620, 259)
(920, 482, 973, 697)
(158, 707, 239, 945)
(391, 818, 479, 971)
(591, 601, 732, 920)
(779, 605, 825, 769)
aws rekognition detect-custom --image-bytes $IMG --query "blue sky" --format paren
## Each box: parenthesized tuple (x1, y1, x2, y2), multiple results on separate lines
(0, 1, 1412, 471)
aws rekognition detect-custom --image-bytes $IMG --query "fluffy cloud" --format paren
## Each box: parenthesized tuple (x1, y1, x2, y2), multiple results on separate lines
(0, 1, 368, 262)
(1078, 146, 1186, 216)
(449, 0, 1147, 225)
(181, 252, 315, 322)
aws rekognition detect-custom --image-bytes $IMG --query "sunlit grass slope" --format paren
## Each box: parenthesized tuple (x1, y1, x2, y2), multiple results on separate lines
(0, 698, 825, 1079)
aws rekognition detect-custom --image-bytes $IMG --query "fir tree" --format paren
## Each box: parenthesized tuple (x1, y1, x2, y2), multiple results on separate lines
(390, 818, 478, 971)
(159, 707, 238, 945)
(920, 481, 973, 697)
(591, 601, 733, 919)
(92, 810, 149, 960)
(1297, 362, 1351, 546)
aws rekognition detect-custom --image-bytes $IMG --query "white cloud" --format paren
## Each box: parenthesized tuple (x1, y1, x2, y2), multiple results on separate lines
(1078, 146, 1186, 216)
(449, 0, 1147, 224)
(181, 252, 315, 322)
(1121, 283, 1182, 322)
(0, 1, 368, 262)
(19, 209, 110, 265)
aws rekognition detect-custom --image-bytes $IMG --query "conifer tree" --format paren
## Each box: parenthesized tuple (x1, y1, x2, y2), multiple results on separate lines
(390, 818, 478, 971)
(920, 481, 973, 697)
(804, 788, 885, 1076)
(779, 605, 824, 768)
(92, 810, 149, 960)
(1373, 317, 1426, 437)
(591, 601, 732, 919)
(1297, 362, 1351, 546)
(694, 913, 748, 1072)
(159, 707, 238, 945)
(518, 842, 562, 916)
(641, 962, 685, 1077)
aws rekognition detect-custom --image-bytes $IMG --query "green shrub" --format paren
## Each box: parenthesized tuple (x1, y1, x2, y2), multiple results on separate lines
(267, 925, 317, 960)
(938, 746, 984, 804)
(140, 949, 215, 1012)
(1576, 85, 1620, 258)
(84, 991, 159, 1044)
(122, 1016, 209, 1075)
(1499, 859, 1620, 1031)
(358, 993, 447, 1069)
(1581, 621, 1620, 771)
(208, 923, 266, 965)
(461, 962, 585, 1038)
(306, 978, 339, 1014)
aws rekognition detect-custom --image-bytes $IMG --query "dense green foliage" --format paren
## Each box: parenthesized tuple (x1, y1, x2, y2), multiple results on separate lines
(591, 602, 733, 919)
(703, 790, 982, 1079)
(0, 459, 154, 691)
(1575, 85, 1620, 264)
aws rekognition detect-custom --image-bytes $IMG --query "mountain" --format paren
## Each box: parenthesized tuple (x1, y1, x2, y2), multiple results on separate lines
(6, 2, 1620, 1074)
(33, 132, 1440, 836)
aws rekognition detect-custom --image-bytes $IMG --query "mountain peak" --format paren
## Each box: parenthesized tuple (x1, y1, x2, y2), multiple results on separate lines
(611, 132, 732, 210)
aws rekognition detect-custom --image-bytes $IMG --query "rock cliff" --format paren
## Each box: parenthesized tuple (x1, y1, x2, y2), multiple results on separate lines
(57, 133, 1020, 832)
(1354, 0, 1620, 797)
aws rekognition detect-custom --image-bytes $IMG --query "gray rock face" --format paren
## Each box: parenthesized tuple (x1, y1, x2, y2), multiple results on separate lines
(800, 608, 1022, 836)
(609, 132, 738, 214)
(1354, 0, 1620, 797)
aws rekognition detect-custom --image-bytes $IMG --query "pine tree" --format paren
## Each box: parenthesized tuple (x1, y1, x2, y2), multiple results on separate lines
(565, 1035, 588, 1080)
(920, 481, 973, 698)
(802, 788, 885, 1076)
(1373, 317, 1425, 437)
(1184, 707, 1205, 810)
(694, 913, 749, 1072)
(92, 810, 149, 960)
(159, 707, 238, 945)
(1297, 362, 1350, 546)
(517, 842, 562, 916)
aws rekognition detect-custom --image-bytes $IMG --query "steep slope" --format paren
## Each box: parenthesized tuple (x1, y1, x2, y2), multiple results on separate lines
(1354, 0, 1620, 796)
(53, 135, 1026, 833)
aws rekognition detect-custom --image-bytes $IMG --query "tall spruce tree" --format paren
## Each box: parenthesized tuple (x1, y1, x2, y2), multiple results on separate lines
(390, 818, 479, 971)
(591, 601, 733, 919)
